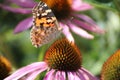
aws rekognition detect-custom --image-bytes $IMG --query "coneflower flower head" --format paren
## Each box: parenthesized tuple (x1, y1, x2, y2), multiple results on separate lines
(0, 0, 105, 42)
(101, 49, 120, 80)
(0, 56, 11, 80)
(41, 0, 105, 41)
(4, 38, 98, 80)
(45, 38, 82, 71)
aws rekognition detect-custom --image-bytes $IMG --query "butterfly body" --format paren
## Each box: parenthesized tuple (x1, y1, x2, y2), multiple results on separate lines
(30, 1, 62, 47)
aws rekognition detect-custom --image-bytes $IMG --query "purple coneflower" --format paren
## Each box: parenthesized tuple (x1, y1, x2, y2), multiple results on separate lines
(0, 0, 104, 42)
(101, 49, 120, 80)
(4, 38, 98, 80)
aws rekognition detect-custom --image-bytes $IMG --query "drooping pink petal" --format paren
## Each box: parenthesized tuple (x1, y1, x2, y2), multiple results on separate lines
(74, 73, 82, 80)
(72, 14, 105, 34)
(4, 62, 48, 80)
(71, 17, 104, 34)
(73, 14, 97, 25)
(59, 22, 74, 42)
(7, 0, 37, 8)
(55, 71, 66, 80)
(80, 67, 99, 80)
(67, 72, 75, 80)
(44, 69, 55, 80)
(79, 69, 91, 80)
(25, 67, 47, 80)
(68, 72, 83, 80)
(71, 0, 93, 11)
(14, 17, 32, 34)
(0, 4, 32, 14)
(67, 21, 94, 39)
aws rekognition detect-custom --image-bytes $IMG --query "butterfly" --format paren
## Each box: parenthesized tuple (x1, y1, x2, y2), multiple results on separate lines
(30, 1, 62, 48)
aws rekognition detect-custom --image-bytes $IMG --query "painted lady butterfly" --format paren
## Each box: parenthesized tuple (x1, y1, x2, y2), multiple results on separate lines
(30, 1, 62, 47)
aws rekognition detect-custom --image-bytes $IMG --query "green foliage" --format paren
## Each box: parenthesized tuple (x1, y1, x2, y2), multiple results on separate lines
(84, 0, 120, 13)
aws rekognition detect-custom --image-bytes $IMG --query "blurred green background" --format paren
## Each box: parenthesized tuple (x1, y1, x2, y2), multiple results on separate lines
(0, 0, 120, 77)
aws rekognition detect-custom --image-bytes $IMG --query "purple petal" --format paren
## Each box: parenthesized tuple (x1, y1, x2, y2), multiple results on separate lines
(4, 62, 48, 80)
(76, 70, 87, 80)
(25, 67, 47, 80)
(67, 21, 94, 39)
(44, 69, 55, 80)
(79, 67, 99, 80)
(71, 0, 93, 11)
(59, 22, 74, 42)
(71, 17, 104, 34)
(14, 17, 32, 34)
(0, 4, 32, 14)
(8, 0, 37, 8)
(72, 14, 105, 34)
(67, 72, 75, 80)
(55, 71, 66, 80)
(74, 14, 97, 25)
(68, 72, 82, 80)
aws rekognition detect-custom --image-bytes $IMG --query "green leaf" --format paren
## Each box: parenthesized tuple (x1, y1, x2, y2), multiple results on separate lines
(84, 0, 120, 13)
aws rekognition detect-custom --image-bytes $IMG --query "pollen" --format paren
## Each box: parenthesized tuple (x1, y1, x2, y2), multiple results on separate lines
(45, 38, 82, 71)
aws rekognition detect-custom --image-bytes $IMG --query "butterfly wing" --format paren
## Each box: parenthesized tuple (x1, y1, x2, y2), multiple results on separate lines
(30, 1, 62, 47)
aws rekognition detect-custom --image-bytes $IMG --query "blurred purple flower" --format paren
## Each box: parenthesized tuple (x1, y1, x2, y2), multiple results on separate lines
(0, 0, 36, 14)
(0, 0, 104, 42)
(4, 38, 98, 80)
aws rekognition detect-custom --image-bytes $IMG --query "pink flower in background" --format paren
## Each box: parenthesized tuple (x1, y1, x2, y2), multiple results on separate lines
(0, 0, 104, 42)
(0, 0, 36, 14)
(5, 38, 98, 80)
